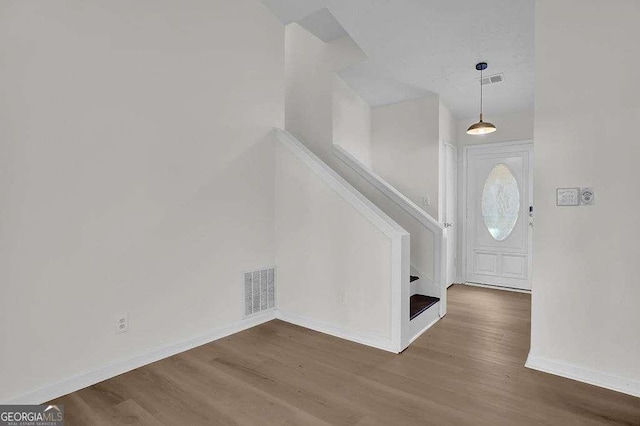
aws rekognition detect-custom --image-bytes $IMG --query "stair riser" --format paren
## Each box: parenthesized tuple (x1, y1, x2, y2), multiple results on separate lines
(408, 301, 440, 342)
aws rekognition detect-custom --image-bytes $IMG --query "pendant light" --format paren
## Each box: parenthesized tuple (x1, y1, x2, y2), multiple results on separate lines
(467, 62, 497, 135)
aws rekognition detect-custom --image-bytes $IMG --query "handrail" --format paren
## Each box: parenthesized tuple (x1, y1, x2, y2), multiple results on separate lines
(332, 143, 444, 235)
(333, 141, 447, 323)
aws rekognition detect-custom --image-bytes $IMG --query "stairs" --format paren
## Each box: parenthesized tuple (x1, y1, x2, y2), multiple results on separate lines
(409, 274, 440, 321)
(410, 294, 440, 320)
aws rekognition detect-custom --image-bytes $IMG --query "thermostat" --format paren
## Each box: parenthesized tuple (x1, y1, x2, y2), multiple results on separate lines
(580, 187, 595, 205)
(557, 188, 580, 206)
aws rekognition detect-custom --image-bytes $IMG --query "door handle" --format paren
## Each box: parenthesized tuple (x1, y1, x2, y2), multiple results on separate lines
(444, 223, 454, 228)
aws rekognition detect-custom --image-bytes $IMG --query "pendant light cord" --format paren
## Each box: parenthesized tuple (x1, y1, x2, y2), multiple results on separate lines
(480, 67, 483, 120)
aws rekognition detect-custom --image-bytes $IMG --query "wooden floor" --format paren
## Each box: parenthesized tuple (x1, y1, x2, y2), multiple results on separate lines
(51, 285, 640, 425)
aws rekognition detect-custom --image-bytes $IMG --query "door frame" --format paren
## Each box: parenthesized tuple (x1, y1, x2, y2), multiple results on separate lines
(438, 140, 457, 286)
(461, 140, 534, 290)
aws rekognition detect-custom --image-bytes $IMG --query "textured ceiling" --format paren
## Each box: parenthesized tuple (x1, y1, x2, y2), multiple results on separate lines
(263, 0, 534, 118)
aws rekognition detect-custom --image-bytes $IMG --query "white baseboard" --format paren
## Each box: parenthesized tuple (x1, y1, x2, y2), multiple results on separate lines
(5, 308, 408, 404)
(277, 310, 399, 354)
(462, 281, 531, 294)
(409, 315, 440, 345)
(525, 353, 640, 398)
(2, 311, 277, 405)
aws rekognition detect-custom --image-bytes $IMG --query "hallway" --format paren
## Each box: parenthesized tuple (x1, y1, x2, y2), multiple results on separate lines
(52, 286, 640, 425)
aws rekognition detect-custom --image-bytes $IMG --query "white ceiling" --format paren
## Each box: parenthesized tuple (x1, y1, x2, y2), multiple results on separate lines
(297, 8, 348, 42)
(337, 61, 435, 108)
(263, 0, 534, 118)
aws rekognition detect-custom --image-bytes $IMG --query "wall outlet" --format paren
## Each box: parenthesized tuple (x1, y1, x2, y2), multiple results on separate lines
(115, 314, 129, 334)
(421, 196, 430, 208)
(337, 290, 347, 306)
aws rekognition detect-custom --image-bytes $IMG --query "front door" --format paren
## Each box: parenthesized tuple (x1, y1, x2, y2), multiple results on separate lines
(464, 142, 533, 290)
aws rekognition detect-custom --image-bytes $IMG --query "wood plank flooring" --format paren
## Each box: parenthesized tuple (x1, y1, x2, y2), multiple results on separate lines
(51, 285, 640, 425)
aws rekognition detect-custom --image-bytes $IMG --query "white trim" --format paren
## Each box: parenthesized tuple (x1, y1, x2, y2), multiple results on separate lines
(438, 140, 456, 224)
(332, 143, 444, 233)
(277, 130, 408, 239)
(409, 315, 440, 345)
(392, 234, 411, 352)
(406, 300, 441, 347)
(462, 281, 531, 294)
(277, 310, 399, 354)
(438, 141, 445, 223)
(526, 353, 640, 398)
(2, 311, 277, 405)
(463, 139, 534, 150)
(440, 141, 457, 289)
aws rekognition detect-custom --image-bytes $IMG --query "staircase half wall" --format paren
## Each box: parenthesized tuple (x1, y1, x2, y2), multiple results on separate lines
(275, 129, 410, 353)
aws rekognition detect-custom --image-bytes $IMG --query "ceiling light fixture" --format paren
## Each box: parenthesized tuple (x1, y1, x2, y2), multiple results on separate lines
(467, 62, 497, 135)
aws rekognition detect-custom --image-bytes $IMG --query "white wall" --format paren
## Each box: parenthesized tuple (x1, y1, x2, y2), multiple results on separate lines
(275, 135, 407, 350)
(285, 24, 367, 164)
(372, 96, 441, 218)
(439, 101, 457, 145)
(529, 0, 640, 397)
(285, 23, 443, 289)
(333, 75, 373, 168)
(0, 0, 284, 403)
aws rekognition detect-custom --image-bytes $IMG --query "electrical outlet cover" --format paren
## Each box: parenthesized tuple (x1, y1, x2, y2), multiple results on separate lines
(115, 314, 129, 334)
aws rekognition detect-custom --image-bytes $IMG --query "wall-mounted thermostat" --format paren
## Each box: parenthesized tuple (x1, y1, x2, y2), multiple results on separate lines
(557, 188, 580, 206)
(557, 187, 594, 206)
(580, 187, 595, 205)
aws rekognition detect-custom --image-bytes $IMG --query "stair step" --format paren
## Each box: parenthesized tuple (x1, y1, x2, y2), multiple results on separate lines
(410, 294, 440, 321)
(410, 275, 419, 283)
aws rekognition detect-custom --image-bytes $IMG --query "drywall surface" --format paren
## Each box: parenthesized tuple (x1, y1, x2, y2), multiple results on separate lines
(285, 24, 367, 164)
(0, 0, 284, 402)
(285, 23, 441, 289)
(439, 101, 457, 145)
(275, 140, 395, 343)
(333, 75, 373, 168)
(530, 0, 640, 395)
(372, 96, 441, 218)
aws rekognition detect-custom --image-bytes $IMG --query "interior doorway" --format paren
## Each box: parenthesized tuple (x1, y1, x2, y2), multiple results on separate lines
(462, 141, 533, 291)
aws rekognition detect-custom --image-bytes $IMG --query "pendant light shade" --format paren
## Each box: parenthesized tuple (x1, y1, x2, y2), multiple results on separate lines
(467, 114, 497, 135)
(467, 62, 497, 135)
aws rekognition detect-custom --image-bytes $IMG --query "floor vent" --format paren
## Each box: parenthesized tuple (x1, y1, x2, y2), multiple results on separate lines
(244, 267, 276, 316)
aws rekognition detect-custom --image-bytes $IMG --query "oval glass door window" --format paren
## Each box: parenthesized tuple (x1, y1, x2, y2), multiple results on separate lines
(481, 164, 520, 241)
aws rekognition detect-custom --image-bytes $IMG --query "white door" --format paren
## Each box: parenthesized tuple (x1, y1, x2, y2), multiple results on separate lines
(443, 143, 457, 287)
(464, 142, 533, 290)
